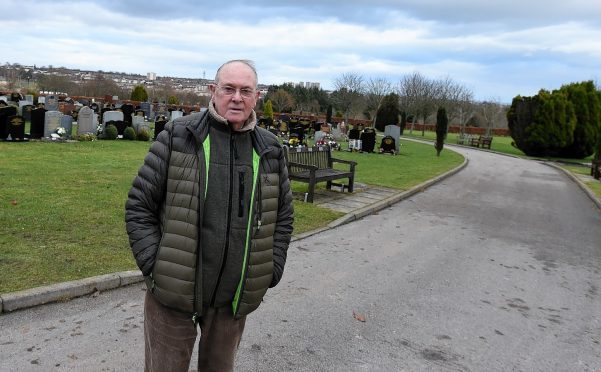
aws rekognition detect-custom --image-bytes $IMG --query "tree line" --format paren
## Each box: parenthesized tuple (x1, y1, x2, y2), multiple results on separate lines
(262, 72, 508, 134)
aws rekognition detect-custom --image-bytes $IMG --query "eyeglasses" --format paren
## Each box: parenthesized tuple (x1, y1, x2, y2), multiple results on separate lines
(216, 85, 256, 99)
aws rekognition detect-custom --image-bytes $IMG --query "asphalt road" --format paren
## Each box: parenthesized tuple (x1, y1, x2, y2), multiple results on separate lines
(1, 146, 600, 372)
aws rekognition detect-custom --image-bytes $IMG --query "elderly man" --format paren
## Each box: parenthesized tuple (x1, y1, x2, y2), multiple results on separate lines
(125, 59, 294, 371)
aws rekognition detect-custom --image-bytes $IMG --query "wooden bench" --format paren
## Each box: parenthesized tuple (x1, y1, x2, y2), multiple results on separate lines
(479, 136, 493, 149)
(284, 145, 357, 203)
(591, 159, 601, 180)
(468, 135, 493, 149)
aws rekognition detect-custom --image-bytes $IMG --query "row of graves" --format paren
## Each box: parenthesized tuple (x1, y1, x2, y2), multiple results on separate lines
(262, 115, 401, 155)
(338, 124, 400, 154)
(0, 92, 196, 141)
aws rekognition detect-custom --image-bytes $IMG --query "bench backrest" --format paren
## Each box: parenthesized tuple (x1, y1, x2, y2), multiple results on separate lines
(285, 146, 332, 173)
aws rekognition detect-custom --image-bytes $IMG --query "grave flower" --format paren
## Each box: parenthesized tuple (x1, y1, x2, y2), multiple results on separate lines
(50, 126, 67, 140)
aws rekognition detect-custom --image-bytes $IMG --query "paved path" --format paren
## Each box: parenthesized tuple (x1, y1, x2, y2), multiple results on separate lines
(1, 146, 600, 371)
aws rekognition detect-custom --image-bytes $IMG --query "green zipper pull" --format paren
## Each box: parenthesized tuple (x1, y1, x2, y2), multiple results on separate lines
(191, 312, 200, 325)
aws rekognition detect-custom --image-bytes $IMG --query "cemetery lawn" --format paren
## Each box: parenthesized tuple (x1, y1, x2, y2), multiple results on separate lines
(0, 138, 463, 293)
(561, 165, 601, 199)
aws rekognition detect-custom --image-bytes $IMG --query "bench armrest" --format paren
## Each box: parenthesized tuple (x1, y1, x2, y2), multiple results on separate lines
(330, 157, 357, 172)
(331, 158, 357, 166)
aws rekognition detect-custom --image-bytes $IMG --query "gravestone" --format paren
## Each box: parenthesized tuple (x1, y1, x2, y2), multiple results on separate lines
(348, 127, 361, 141)
(379, 135, 396, 154)
(314, 130, 326, 143)
(10, 92, 21, 103)
(121, 104, 134, 124)
(58, 102, 75, 115)
(37, 96, 46, 105)
(6, 115, 26, 140)
(100, 107, 111, 123)
(360, 127, 376, 153)
(103, 110, 124, 124)
(25, 94, 34, 103)
(135, 109, 145, 118)
(0, 106, 18, 140)
(331, 127, 344, 141)
(60, 116, 74, 138)
(30, 107, 47, 138)
(77, 106, 95, 135)
(384, 125, 401, 153)
(90, 102, 100, 113)
(139, 102, 151, 118)
(170, 110, 183, 120)
(103, 111, 125, 135)
(45, 95, 59, 111)
(21, 104, 34, 122)
(132, 115, 144, 130)
(154, 116, 168, 139)
(44, 111, 63, 138)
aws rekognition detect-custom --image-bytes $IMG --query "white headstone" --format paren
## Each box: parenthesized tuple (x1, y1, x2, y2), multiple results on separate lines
(103, 110, 124, 124)
(44, 111, 63, 138)
(331, 127, 344, 141)
(77, 106, 95, 135)
(37, 96, 46, 104)
(45, 95, 58, 111)
(60, 116, 74, 138)
(26, 94, 34, 103)
(384, 125, 401, 152)
(314, 131, 326, 143)
(132, 115, 145, 131)
(19, 101, 33, 113)
(170, 110, 183, 120)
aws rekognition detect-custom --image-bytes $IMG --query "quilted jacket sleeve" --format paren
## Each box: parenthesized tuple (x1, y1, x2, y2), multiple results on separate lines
(124, 125, 171, 276)
(270, 145, 294, 287)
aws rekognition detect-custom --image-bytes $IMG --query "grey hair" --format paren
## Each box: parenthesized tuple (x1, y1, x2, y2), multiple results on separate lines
(214, 59, 258, 87)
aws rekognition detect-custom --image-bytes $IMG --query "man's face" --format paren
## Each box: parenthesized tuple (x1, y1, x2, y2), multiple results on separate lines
(210, 62, 260, 130)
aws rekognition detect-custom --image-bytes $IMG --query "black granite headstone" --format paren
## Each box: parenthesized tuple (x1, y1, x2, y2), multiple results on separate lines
(0, 106, 17, 140)
(360, 127, 376, 153)
(154, 117, 168, 139)
(380, 135, 396, 154)
(7, 115, 26, 140)
(30, 107, 47, 139)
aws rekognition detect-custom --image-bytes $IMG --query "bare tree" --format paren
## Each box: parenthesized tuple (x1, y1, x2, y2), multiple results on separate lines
(364, 77, 392, 126)
(76, 74, 125, 98)
(477, 97, 506, 136)
(437, 77, 474, 134)
(397, 72, 425, 134)
(269, 89, 295, 113)
(397, 72, 439, 135)
(36, 73, 77, 95)
(332, 72, 364, 125)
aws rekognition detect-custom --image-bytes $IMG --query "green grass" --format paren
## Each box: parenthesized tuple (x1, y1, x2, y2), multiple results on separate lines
(561, 165, 601, 199)
(0, 138, 463, 293)
(403, 130, 595, 161)
(403, 130, 526, 156)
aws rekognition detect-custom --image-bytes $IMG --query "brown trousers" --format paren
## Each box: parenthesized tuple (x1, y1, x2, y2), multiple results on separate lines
(144, 292, 247, 372)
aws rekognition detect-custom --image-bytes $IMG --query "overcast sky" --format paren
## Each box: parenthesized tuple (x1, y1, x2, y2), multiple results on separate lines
(3, 0, 600, 102)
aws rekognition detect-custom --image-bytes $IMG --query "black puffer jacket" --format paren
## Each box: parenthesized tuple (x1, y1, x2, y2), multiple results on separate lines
(125, 111, 293, 319)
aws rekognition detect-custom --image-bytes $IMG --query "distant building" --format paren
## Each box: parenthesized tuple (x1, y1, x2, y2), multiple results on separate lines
(147, 72, 157, 81)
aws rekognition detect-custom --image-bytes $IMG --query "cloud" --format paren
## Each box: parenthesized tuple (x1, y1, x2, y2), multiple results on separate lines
(2, 0, 601, 102)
